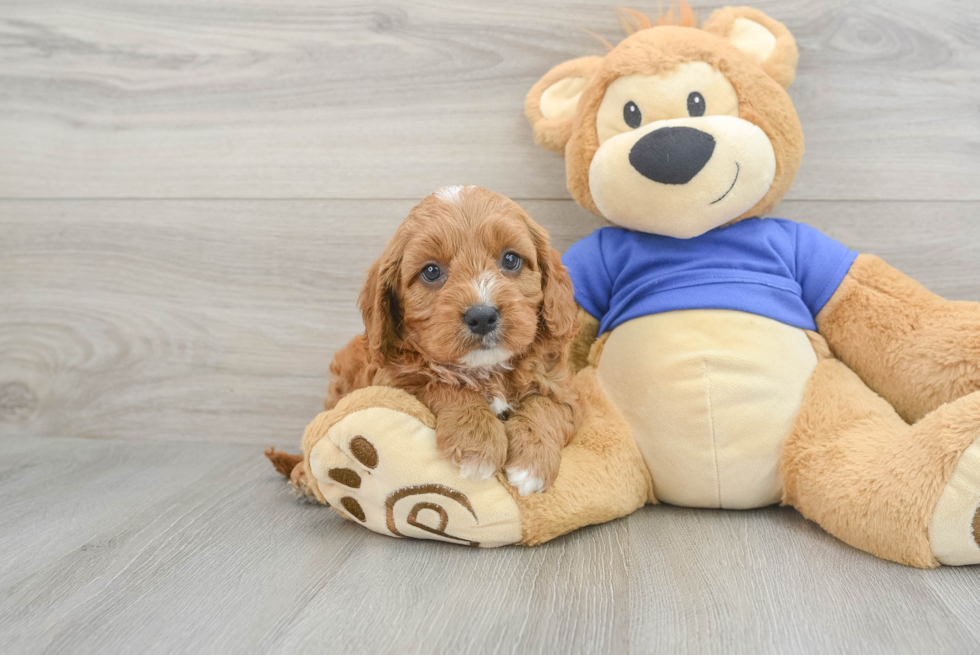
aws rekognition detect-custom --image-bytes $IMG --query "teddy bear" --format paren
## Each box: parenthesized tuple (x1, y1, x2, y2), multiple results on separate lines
(268, 4, 980, 568)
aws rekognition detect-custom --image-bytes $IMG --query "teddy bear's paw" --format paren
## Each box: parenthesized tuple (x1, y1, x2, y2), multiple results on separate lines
(308, 404, 523, 547)
(929, 437, 980, 565)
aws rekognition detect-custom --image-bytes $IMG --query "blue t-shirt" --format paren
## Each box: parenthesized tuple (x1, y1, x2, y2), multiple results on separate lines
(561, 218, 858, 334)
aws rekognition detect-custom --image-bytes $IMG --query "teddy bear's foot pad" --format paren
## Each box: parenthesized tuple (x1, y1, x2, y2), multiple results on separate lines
(930, 438, 980, 565)
(309, 406, 522, 547)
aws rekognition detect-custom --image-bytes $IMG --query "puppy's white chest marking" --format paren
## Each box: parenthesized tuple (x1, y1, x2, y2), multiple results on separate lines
(488, 396, 512, 417)
(460, 347, 512, 369)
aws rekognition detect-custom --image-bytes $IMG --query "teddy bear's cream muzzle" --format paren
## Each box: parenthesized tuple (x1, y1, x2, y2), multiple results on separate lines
(588, 115, 776, 239)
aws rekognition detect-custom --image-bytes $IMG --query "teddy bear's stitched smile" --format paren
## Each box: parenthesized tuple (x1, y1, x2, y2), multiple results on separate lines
(710, 161, 740, 205)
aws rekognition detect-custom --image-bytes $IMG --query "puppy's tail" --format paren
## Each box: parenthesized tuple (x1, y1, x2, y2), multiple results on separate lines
(264, 447, 320, 502)
(264, 447, 302, 477)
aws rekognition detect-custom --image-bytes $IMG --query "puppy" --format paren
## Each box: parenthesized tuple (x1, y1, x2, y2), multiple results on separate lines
(327, 185, 579, 494)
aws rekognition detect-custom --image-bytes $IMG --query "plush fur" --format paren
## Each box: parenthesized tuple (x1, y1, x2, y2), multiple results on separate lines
(568, 307, 599, 373)
(781, 349, 980, 568)
(501, 366, 654, 545)
(816, 254, 980, 424)
(298, 385, 439, 505)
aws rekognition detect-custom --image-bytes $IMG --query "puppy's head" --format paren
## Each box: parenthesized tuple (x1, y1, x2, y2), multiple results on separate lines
(360, 185, 575, 370)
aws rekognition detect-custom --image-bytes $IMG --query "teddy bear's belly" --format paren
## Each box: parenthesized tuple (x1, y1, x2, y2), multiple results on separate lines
(595, 309, 818, 509)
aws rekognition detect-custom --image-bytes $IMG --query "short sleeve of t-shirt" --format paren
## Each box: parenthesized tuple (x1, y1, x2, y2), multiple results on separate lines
(793, 222, 859, 316)
(561, 230, 613, 321)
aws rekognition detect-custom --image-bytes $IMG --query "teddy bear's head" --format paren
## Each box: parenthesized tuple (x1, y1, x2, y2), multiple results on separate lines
(525, 5, 803, 239)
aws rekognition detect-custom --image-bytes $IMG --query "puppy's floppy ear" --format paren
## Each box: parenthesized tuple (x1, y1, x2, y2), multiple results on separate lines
(526, 219, 576, 350)
(525, 56, 604, 154)
(702, 7, 799, 89)
(358, 238, 403, 363)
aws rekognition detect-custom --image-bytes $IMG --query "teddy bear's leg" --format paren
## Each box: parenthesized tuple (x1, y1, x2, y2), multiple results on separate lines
(296, 370, 652, 547)
(817, 254, 980, 423)
(514, 366, 655, 545)
(780, 354, 980, 568)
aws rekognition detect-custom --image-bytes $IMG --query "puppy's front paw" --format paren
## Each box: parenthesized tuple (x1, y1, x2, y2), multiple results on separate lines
(505, 467, 546, 496)
(459, 459, 500, 481)
(436, 406, 508, 481)
(504, 418, 562, 495)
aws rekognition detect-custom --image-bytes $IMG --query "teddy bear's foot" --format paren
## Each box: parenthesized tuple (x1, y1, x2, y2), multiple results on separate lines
(780, 358, 980, 568)
(295, 372, 652, 548)
(307, 394, 522, 547)
(930, 436, 980, 565)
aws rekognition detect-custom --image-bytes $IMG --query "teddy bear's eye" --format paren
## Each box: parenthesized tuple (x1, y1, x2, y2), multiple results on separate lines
(623, 101, 642, 129)
(687, 91, 705, 117)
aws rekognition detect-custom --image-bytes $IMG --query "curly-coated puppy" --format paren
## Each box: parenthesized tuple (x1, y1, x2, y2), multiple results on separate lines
(327, 185, 579, 494)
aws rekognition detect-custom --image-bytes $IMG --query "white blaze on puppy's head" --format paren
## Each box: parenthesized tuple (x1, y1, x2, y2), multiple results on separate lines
(434, 184, 475, 205)
(472, 270, 499, 306)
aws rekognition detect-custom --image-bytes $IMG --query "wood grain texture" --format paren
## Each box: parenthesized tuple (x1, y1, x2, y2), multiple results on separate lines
(3, 199, 979, 446)
(626, 506, 980, 654)
(0, 438, 632, 655)
(0, 0, 978, 200)
(1, 437, 978, 655)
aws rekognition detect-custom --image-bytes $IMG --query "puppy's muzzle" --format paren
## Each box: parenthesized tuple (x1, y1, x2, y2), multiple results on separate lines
(463, 304, 499, 336)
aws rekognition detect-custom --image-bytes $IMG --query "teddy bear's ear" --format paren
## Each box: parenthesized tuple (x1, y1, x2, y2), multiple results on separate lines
(525, 56, 604, 154)
(702, 7, 798, 89)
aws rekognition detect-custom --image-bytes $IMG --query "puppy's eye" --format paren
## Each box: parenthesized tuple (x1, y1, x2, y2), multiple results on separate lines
(420, 264, 442, 283)
(623, 101, 642, 129)
(501, 252, 522, 272)
(687, 91, 705, 117)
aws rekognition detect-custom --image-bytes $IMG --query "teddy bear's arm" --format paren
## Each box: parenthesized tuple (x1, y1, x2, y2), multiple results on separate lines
(815, 253, 980, 423)
(569, 305, 600, 373)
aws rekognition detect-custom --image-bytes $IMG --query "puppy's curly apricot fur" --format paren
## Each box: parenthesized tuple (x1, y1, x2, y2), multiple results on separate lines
(327, 186, 579, 494)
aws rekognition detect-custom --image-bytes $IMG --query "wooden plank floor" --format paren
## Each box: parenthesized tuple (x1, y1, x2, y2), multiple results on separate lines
(2, 0, 979, 652)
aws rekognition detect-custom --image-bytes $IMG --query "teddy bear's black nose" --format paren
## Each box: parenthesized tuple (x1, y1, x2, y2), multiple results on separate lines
(629, 126, 716, 185)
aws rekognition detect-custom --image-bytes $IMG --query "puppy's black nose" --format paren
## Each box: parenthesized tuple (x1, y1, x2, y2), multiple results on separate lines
(629, 126, 715, 185)
(463, 305, 499, 336)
